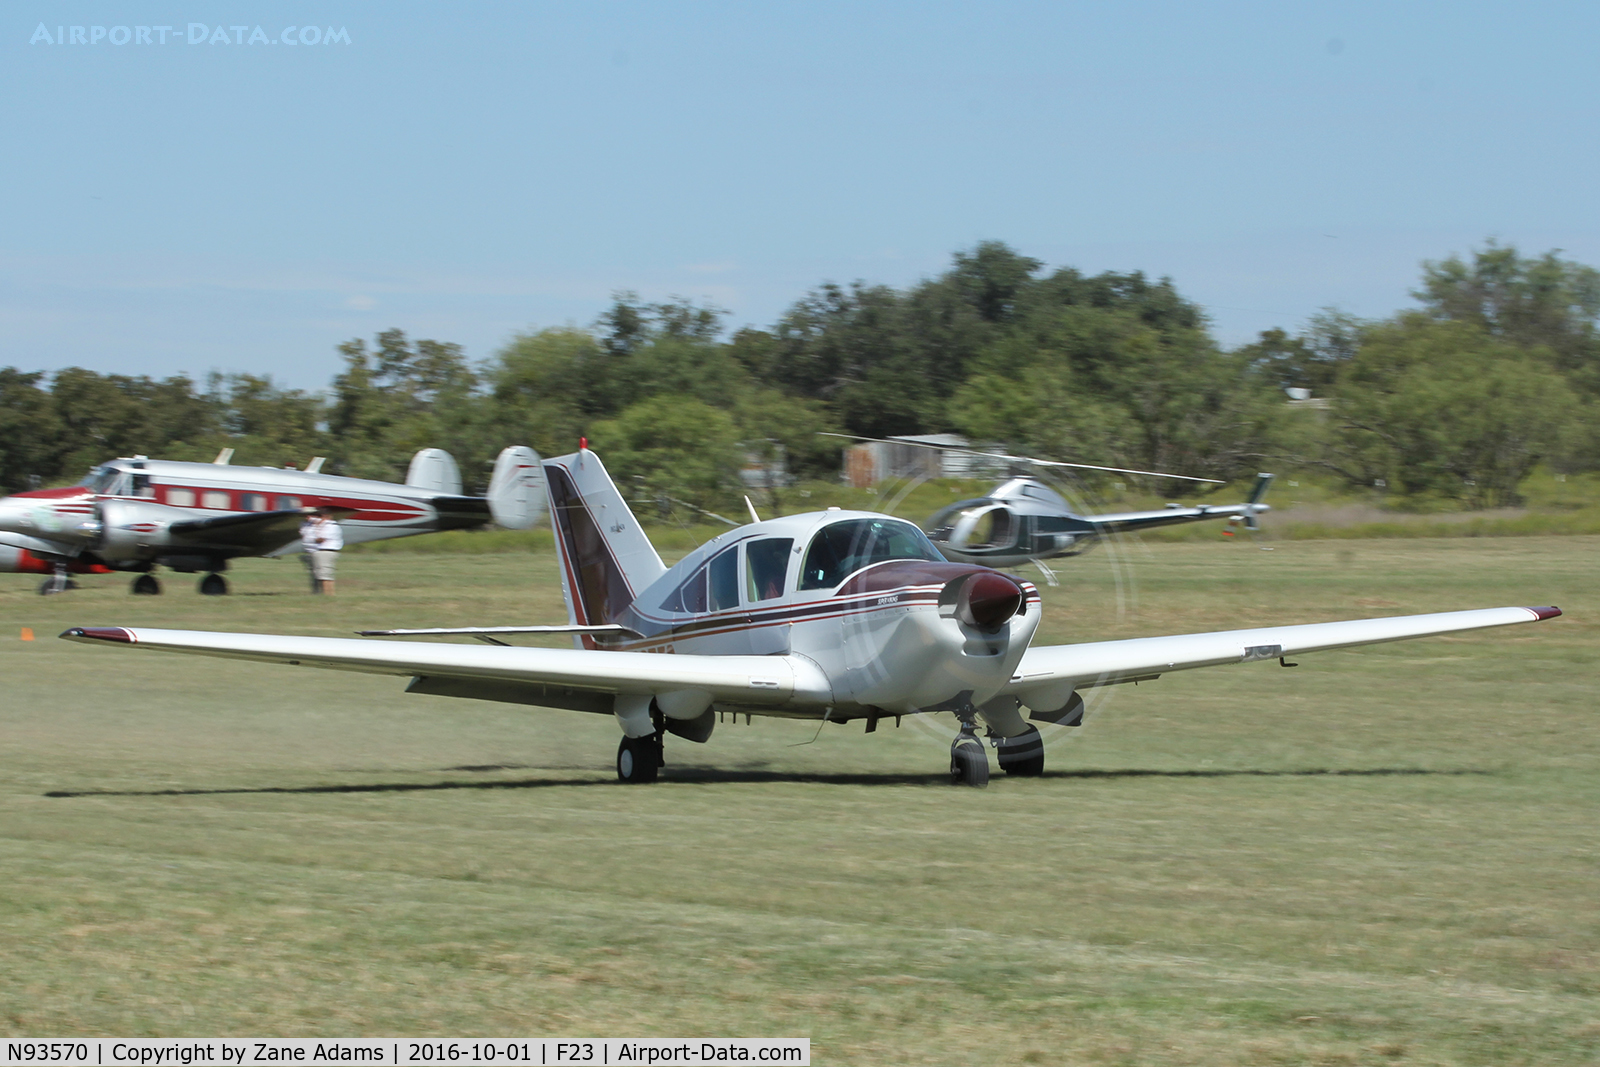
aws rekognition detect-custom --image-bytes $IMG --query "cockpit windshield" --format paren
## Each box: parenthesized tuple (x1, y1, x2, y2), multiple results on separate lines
(83, 466, 116, 493)
(798, 518, 945, 590)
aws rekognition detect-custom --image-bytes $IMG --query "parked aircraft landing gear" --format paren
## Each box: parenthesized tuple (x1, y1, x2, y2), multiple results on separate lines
(995, 724, 1045, 777)
(950, 719, 990, 788)
(616, 733, 662, 783)
(39, 568, 77, 595)
(131, 574, 162, 596)
(198, 573, 229, 596)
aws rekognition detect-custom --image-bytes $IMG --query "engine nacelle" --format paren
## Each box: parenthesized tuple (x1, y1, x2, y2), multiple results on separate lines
(94, 498, 185, 562)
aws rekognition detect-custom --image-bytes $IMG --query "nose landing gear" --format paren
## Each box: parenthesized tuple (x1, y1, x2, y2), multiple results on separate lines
(38, 568, 77, 595)
(950, 716, 990, 788)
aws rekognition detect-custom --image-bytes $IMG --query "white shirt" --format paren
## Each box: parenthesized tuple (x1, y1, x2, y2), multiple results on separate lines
(304, 517, 343, 552)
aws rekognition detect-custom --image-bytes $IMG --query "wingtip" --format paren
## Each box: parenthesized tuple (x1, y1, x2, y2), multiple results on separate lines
(1526, 606, 1562, 621)
(59, 626, 136, 643)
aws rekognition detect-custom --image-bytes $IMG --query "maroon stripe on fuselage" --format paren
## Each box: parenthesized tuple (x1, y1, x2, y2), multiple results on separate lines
(600, 584, 1043, 652)
(13, 486, 90, 500)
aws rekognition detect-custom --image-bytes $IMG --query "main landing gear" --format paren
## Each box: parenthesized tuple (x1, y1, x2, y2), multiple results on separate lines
(616, 733, 663, 783)
(995, 724, 1045, 777)
(198, 573, 229, 596)
(131, 573, 162, 596)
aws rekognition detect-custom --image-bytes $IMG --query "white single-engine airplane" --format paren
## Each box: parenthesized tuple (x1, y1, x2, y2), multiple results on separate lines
(63, 446, 1560, 786)
(2, 446, 545, 595)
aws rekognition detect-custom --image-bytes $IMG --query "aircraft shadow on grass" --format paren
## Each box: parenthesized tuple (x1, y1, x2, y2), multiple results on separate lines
(42, 766, 1494, 798)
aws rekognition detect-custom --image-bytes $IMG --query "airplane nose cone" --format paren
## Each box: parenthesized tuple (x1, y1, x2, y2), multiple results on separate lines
(956, 571, 1024, 631)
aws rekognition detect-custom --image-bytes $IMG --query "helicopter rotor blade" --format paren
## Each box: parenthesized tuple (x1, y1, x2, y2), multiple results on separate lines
(818, 432, 1225, 485)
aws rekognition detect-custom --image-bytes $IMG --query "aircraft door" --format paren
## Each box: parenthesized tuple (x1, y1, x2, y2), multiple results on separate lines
(742, 537, 793, 655)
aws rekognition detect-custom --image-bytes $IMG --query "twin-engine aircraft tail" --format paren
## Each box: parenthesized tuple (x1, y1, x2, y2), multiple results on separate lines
(487, 446, 547, 531)
(406, 448, 464, 495)
(542, 447, 666, 631)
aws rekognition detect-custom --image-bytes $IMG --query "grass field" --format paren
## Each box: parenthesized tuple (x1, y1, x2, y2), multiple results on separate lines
(1, 537, 1596, 1064)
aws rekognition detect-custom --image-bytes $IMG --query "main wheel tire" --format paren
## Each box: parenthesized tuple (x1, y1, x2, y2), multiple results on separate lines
(198, 573, 229, 596)
(616, 735, 661, 783)
(131, 574, 162, 596)
(38, 577, 76, 595)
(996, 724, 1046, 777)
(950, 741, 990, 788)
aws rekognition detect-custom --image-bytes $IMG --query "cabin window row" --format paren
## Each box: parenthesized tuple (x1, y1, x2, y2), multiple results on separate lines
(655, 519, 946, 613)
(160, 487, 303, 511)
(660, 537, 795, 613)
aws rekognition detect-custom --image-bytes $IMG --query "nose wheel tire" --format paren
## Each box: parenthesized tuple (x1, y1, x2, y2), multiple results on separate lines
(131, 574, 162, 596)
(616, 734, 662, 783)
(950, 739, 990, 788)
(38, 576, 77, 595)
(996, 724, 1046, 776)
(198, 573, 229, 596)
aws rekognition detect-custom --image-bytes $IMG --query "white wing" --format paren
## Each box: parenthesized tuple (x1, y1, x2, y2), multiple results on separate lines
(1007, 606, 1560, 695)
(59, 626, 829, 713)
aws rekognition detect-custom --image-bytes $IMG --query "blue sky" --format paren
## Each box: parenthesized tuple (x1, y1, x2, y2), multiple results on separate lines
(4, 2, 1597, 390)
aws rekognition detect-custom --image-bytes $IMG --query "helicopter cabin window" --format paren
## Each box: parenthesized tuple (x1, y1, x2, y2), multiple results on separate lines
(708, 547, 740, 611)
(745, 538, 792, 601)
(970, 507, 1014, 548)
(277, 495, 302, 510)
(166, 487, 196, 508)
(799, 519, 944, 590)
(240, 493, 271, 512)
(202, 491, 231, 510)
(131, 473, 155, 498)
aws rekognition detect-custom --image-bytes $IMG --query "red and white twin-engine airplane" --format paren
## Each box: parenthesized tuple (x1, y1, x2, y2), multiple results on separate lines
(2, 446, 544, 595)
(64, 446, 1560, 785)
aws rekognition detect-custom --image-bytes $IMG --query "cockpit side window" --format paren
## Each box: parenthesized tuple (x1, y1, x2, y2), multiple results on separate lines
(660, 565, 708, 614)
(745, 538, 793, 601)
(708, 547, 740, 612)
(798, 519, 944, 590)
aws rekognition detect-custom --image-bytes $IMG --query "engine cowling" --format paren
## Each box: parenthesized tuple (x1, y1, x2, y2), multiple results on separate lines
(94, 498, 183, 562)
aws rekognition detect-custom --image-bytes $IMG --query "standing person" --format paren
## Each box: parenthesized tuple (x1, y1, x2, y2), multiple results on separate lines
(298, 512, 320, 593)
(302, 507, 343, 595)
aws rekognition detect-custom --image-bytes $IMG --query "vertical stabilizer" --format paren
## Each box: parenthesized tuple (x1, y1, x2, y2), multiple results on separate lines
(406, 448, 463, 495)
(542, 448, 665, 629)
(488, 446, 547, 530)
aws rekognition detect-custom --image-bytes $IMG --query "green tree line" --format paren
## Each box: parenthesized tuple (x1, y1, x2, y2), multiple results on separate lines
(2, 240, 1594, 510)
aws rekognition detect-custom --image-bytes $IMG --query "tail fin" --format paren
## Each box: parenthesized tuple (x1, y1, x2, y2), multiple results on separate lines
(1243, 472, 1274, 531)
(542, 447, 665, 626)
(487, 446, 547, 530)
(406, 449, 463, 495)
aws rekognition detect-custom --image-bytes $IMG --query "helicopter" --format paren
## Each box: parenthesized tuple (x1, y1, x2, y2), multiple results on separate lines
(827, 434, 1273, 583)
